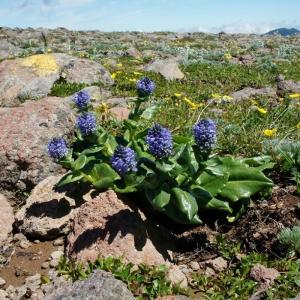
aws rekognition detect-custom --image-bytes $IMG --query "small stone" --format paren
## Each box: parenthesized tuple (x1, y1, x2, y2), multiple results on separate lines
(25, 274, 41, 293)
(53, 238, 64, 246)
(41, 262, 50, 269)
(167, 265, 188, 288)
(189, 261, 200, 271)
(50, 250, 64, 260)
(34, 240, 40, 244)
(0, 276, 6, 288)
(206, 257, 228, 272)
(19, 240, 32, 249)
(13, 233, 27, 243)
(0, 289, 8, 298)
(204, 267, 215, 277)
(250, 264, 280, 288)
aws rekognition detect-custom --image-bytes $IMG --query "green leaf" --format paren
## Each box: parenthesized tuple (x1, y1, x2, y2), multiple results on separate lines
(197, 171, 229, 196)
(140, 105, 158, 120)
(56, 171, 84, 187)
(73, 154, 87, 171)
(146, 189, 171, 211)
(218, 156, 273, 202)
(204, 198, 232, 213)
(85, 163, 120, 189)
(171, 187, 198, 222)
(173, 135, 192, 144)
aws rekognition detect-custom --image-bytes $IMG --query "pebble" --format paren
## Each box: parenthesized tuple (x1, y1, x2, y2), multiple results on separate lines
(19, 240, 31, 249)
(41, 262, 49, 269)
(189, 261, 200, 271)
(0, 276, 6, 288)
(53, 238, 64, 246)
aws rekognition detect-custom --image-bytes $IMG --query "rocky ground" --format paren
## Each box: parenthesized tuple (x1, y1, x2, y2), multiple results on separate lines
(0, 27, 300, 299)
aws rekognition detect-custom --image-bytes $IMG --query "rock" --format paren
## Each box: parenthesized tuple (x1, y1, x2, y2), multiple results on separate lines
(110, 107, 130, 121)
(74, 86, 112, 103)
(62, 57, 113, 86)
(0, 53, 112, 107)
(144, 59, 184, 80)
(0, 96, 75, 201)
(0, 276, 6, 288)
(44, 270, 135, 300)
(276, 74, 300, 95)
(206, 257, 228, 272)
(0, 289, 8, 299)
(125, 47, 141, 58)
(67, 190, 175, 265)
(49, 250, 64, 268)
(14, 176, 82, 239)
(53, 238, 64, 246)
(25, 274, 41, 293)
(231, 87, 277, 102)
(19, 240, 32, 249)
(189, 261, 200, 271)
(0, 194, 14, 244)
(167, 265, 188, 288)
(250, 264, 280, 288)
(41, 262, 50, 269)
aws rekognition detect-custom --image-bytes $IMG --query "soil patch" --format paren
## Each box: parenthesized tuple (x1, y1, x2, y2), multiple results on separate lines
(0, 241, 57, 288)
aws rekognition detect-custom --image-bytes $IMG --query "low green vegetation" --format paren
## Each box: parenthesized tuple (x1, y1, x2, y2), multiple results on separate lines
(55, 237, 300, 300)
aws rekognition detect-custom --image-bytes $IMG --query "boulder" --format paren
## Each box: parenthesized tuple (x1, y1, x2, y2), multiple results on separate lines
(0, 53, 113, 107)
(44, 270, 135, 300)
(125, 47, 141, 58)
(276, 74, 300, 95)
(144, 59, 184, 80)
(231, 87, 277, 102)
(0, 96, 75, 200)
(67, 190, 175, 265)
(14, 175, 85, 239)
(0, 194, 14, 244)
(62, 57, 114, 86)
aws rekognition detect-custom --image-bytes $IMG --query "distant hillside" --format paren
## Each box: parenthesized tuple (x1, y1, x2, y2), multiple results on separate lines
(265, 28, 300, 36)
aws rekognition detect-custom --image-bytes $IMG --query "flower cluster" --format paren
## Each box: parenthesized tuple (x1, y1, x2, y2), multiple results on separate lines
(146, 124, 173, 159)
(193, 119, 217, 151)
(73, 90, 91, 110)
(111, 145, 137, 175)
(77, 113, 96, 135)
(136, 77, 155, 97)
(47, 138, 68, 160)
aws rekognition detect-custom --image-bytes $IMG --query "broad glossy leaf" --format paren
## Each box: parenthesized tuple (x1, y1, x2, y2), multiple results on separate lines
(204, 198, 232, 213)
(164, 201, 202, 225)
(146, 189, 171, 211)
(171, 188, 198, 222)
(197, 171, 229, 196)
(85, 163, 120, 189)
(189, 184, 212, 206)
(56, 171, 84, 187)
(218, 156, 273, 202)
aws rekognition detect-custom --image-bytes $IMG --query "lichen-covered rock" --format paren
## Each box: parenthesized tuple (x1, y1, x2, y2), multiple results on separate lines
(44, 270, 135, 300)
(250, 264, 280, 288)
(14, 176, 82, 239)
(276, 74, 300, 95)
(144, 59, 184, 80)
(67, 190, 175, 265)
(0, 96, 75, 200)
(0, 53, 112, 107)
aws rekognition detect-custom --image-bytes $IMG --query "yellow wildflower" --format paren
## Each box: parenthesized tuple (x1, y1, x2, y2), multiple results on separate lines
(257, 107, 267, 114)
(129, 78, 137, 83)
(211, 93, 221, 100)
(116, 63, 123, 67)
(224, 53, 232, 61)
(251, 99, 258, 105)
(183, 97, 203, 110)
(174, 93, 182, 98)
(95, 103, 109, 114)
(133, 71, 143, 76)
(297, 122, 300, 129)
(222, 95, 233, 101)
(289, 93, 300, 99)
(263, 129, 277, 137)
(111, 70, 122, 79)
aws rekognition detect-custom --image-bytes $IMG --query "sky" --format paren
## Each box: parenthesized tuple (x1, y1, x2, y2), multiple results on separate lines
(0, 0, 299, 33)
